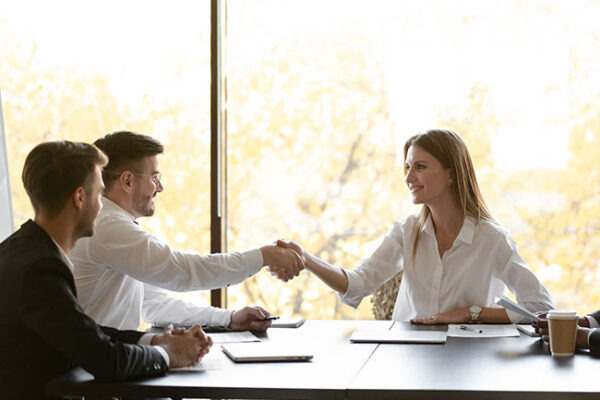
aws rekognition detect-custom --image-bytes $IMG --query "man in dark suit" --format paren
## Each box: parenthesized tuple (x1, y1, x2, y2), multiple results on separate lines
(534, 311, 600, 356)
(0, 141, 212, 399)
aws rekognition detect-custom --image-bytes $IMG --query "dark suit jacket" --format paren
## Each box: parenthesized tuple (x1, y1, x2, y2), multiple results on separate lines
(0, 220, 168, 399)
(588, 311, 600, 357)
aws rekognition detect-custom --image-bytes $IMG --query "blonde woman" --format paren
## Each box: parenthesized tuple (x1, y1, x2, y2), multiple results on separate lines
(277, 129, 554, 324)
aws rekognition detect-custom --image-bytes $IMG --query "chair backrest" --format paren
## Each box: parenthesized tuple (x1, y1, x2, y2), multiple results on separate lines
(370, 271, 403, 320)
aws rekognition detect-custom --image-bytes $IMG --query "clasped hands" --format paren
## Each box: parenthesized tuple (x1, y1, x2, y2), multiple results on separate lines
(152, 325, 213, 368)
(261, 240, 306, 282)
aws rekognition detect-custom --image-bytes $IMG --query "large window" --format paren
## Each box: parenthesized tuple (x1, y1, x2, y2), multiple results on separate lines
(226, 0, 600, 318)
(2, 0, 600, 322)
(1, 0, 212, 309)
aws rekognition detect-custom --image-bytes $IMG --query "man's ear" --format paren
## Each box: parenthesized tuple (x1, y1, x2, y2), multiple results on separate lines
(72, 187, 86, 212)
(118, 171, 135, 194)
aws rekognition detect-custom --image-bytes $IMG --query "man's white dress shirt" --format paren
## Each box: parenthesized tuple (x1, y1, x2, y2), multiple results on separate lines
(70, 197, 264, 330)
(342, 215, 554, 322)
(52, 237, 169, 364)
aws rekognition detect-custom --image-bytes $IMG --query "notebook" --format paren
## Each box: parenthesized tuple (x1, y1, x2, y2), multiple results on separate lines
(349, 329, 447, 344)
(221, 343, 313, 362)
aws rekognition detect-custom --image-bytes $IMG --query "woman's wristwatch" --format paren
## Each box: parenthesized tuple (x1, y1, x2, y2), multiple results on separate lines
(469, 305, 482, 323)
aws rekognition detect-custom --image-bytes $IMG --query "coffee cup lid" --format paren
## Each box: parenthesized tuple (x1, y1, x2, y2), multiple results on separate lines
(548, 309, 577, 319)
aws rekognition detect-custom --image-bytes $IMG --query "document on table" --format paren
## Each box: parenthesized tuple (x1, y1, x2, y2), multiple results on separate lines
(495, 295, 540, 322)
(208, 331, 261, 344)
(447, 324, 520, 338)
(171, 356, 227, 371)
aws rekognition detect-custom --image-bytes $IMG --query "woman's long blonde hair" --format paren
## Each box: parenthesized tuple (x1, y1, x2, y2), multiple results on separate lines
(404, 129, 493, 265)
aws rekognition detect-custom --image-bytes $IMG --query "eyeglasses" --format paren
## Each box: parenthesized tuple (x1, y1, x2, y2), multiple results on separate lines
(134, 173, 162, 186)
(108, 171, 162, 186)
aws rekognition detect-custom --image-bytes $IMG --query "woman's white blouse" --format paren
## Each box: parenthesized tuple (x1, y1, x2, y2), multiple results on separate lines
(341, 215, 554, 322)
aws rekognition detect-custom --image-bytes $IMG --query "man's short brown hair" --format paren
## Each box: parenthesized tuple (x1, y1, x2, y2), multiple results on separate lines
(93, 131, 164, 191)
(22, 141, 108, 217)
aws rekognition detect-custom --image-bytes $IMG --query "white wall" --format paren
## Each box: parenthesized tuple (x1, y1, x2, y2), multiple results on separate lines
(0, 90, 15, 242)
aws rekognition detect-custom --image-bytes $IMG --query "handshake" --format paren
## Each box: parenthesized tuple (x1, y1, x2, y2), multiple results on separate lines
(151, 239, 309, 369)
(261, 239, 307, 282)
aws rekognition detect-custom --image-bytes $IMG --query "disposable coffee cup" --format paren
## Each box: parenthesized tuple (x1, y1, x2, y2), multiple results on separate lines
(548, 310, 577, 356)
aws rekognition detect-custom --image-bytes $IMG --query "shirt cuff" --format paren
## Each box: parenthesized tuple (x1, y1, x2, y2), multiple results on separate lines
(587, 315, 600, 328)
(137, 334, 170, 367)
(504, 308, 524, 323)
(153, 345, 170, 367)
(208, 308, 235, 327)
(339, 269, 362, 309)
(138, 333, 156, 346)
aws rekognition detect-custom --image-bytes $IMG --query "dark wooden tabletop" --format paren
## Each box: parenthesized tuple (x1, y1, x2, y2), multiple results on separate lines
(47, 319, 391, 399)
(47, 320, 600, 399)
(348, 322, 599, 400)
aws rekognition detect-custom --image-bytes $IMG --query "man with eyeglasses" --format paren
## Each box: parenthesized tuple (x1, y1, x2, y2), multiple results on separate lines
(70, 131, 304, 332)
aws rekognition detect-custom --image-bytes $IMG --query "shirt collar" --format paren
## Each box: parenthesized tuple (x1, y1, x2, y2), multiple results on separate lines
(101, 196, 138, 224)
(421, 213, 476, 245)
(50, 237, 75, 273)
(457, 217, 475, 244)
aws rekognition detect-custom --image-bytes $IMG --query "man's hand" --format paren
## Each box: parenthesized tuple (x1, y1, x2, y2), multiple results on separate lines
(276, 239, 304, 258)
(261, 242, 305, 282)
(575, 326, 591, 349)
(266, 239, 308, 282)
(532, 312, 549, 341)
(229, 306, 273, 332)
(152, 325, 213, 368)
(410, 307, 470, 325)
(532, 312, 591, 348)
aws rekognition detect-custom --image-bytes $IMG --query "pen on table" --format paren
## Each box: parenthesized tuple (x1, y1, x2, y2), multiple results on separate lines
(264, 316, 280, 321)
(460, 325, 483, 334)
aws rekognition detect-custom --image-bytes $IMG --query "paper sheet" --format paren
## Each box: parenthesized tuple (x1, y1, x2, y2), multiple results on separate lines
(171, 357, 226, 371)
(495, 295, 540, 322)
(447, 324, 520, 338)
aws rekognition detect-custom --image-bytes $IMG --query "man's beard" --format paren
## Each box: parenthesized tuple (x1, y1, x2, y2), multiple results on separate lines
(133, 192, 156, 217)
(74, 206, 96, 239)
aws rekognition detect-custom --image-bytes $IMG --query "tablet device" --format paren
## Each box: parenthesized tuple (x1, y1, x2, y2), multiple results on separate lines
(349, 329, 447, 344)
(270, 317, 305, 328)
(221, 343, 313, 362)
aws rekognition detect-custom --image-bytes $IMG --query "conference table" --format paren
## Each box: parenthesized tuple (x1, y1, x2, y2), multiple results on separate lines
(47, 320, 599, 399)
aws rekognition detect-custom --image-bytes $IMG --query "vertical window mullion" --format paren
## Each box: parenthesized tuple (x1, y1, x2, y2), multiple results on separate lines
(210, 0, 227, 308)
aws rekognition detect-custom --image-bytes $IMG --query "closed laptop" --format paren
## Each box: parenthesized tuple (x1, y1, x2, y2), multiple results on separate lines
(221, 343, 314, 362)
